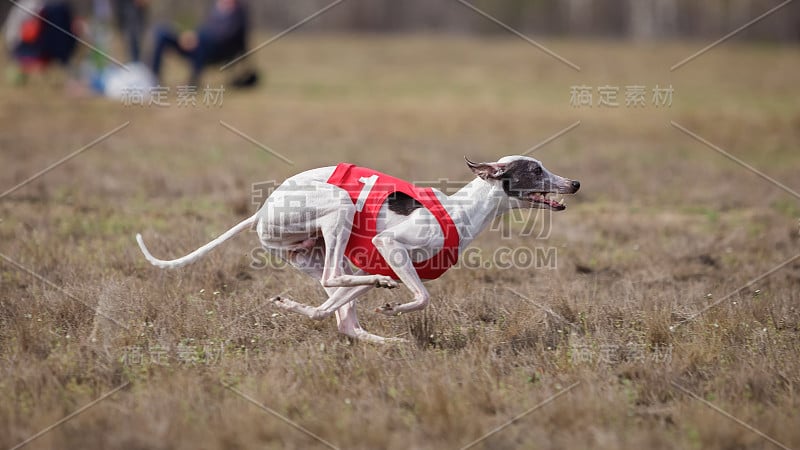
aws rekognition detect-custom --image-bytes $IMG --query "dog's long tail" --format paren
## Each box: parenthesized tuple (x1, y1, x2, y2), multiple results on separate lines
(136, 213, 258, 269)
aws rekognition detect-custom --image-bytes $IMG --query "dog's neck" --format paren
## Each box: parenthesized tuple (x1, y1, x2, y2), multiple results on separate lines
(443, 177, 511, 251)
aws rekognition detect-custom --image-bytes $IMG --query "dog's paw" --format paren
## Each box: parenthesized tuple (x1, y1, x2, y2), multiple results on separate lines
(349, 329, 408, 344)
(374, 276, 398, 289)
(376, 302, 401, 316)
(270, 295, 291, 308)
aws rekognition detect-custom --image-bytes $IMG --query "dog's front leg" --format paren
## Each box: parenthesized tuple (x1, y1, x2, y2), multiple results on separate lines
(371, 232, 431, 317)
(316, 207, 398, 289)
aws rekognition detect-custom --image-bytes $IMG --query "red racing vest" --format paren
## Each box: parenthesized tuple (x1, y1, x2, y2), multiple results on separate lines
(326, 163, 460, 280)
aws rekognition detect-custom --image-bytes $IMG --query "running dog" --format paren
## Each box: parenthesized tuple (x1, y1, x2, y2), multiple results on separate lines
(137, 156, 580, 343)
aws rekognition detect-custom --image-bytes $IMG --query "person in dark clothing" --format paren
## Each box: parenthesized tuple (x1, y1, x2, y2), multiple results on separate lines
(113, 0, 148, 62)
(5, 1, 78, 75)
(149, 0, 247, 85)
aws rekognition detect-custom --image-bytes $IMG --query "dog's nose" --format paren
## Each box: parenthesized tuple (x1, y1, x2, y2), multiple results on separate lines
(571, 180, 581, 192)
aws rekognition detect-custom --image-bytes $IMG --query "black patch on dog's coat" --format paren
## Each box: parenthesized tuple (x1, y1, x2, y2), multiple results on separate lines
(500, 159, 547, 198)
(387, 192, 423, 216)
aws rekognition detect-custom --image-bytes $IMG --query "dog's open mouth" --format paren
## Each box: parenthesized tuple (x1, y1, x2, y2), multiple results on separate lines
(528, 192, 567, 211)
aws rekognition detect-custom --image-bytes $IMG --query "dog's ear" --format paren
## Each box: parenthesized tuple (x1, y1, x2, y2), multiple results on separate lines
(465, 156, 506, 180)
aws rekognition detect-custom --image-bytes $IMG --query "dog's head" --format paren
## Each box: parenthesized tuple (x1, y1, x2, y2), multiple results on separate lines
(465, 155, 580, 211)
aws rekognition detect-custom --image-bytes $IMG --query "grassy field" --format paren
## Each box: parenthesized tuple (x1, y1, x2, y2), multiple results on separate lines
(1, 34, 799, 449)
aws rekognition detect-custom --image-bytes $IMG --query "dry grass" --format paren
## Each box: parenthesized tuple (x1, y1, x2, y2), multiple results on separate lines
(1, 34, 799, 449)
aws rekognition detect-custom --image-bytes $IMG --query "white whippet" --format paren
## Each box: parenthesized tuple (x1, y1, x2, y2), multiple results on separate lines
(136, 155, 580, 343)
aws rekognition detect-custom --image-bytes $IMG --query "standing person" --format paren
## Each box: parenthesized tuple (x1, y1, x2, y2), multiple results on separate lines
(149, 0, 247, 86)
(113, 0, 148, 62)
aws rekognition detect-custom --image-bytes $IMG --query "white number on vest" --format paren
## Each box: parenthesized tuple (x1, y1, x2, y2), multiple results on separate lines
(355, 175, 379, 212)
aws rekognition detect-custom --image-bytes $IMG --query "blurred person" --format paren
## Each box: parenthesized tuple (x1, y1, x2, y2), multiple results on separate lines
(61, 0, 155, 99)
(3, 0, 78, 83)
(113, 0, 148, 62)
(89, 0, 112, 69)
(149, 0, 248, 85)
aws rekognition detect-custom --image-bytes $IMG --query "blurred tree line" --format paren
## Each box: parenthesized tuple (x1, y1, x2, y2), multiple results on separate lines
(4, 0, 800, 41)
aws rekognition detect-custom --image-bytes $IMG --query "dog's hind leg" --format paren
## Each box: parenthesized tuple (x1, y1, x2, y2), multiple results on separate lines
(335, 299, 405, 343)
(271, 284, 370, 321)
(261, 183, 396, 289)
(268, 245, 364, 320)
(270, 249, 402, 342)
